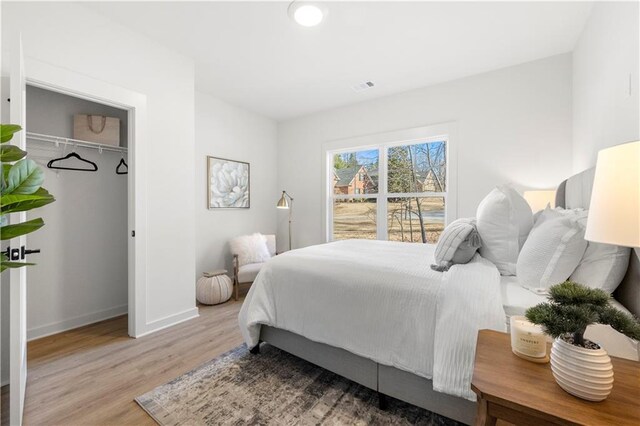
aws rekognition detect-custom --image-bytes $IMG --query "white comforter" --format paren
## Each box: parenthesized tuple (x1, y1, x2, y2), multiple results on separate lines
(238, 240, 505, 400)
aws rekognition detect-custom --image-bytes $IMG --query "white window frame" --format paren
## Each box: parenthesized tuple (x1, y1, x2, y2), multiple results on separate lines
(322, 122, 458, 243)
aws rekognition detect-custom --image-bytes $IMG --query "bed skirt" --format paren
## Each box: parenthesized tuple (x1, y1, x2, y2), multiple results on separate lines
(260, 325, 476, 425)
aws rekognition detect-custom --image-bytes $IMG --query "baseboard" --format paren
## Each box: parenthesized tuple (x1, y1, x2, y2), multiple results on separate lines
(27, 304, 128, 341)
(135, 307, 200, 338)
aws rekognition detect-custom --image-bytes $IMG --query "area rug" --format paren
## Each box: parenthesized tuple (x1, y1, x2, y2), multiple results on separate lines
(136, 343, 462, 425)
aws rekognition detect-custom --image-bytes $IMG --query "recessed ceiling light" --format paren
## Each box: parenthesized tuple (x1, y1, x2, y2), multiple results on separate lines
(288, 1, 326, 27)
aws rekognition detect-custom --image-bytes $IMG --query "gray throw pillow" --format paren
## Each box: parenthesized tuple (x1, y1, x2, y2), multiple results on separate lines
(431, 218, 482, 272)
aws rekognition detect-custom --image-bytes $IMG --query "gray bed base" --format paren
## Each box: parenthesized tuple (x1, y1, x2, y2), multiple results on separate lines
(259, 325, 476, 425)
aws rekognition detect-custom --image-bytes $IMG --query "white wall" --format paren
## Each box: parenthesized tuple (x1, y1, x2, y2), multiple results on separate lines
(572, 1, 640, 172)
(572, 1, 640, 274)
(195, 92, 278, 275)
(277, 54, 574, 249)
(1, 2, 197, 335)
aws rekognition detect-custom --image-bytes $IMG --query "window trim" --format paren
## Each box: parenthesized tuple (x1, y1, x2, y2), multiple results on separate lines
(322, 122, 458, 243)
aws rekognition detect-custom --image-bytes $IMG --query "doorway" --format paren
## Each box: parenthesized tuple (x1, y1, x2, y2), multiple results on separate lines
(23, 58, 148, 337)
(24, 85, 130, 340)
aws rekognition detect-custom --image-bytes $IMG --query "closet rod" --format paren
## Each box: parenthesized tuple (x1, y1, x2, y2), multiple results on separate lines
(26, 132, 128, 154)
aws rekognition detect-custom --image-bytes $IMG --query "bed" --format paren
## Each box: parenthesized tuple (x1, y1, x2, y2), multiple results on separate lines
(238, 168, 640, 425)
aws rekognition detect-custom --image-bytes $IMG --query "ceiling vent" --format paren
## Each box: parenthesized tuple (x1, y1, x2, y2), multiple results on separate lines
(351, 81, 375, 93)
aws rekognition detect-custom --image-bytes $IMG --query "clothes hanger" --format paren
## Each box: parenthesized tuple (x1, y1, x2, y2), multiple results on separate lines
(47, 151, 98, 172)
(116, 158, 128, 175)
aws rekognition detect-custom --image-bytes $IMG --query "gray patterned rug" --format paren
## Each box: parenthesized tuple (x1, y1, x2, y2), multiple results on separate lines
(136, 344, 462, 425)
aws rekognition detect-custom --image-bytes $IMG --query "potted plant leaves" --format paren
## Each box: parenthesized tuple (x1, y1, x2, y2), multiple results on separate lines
(1, 124, 55, 271)
(526, 281, 640, 401)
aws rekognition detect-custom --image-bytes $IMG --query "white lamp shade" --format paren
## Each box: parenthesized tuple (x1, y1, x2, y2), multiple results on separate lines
(585, 141, 640, 247)
(524, 190, 556, 212)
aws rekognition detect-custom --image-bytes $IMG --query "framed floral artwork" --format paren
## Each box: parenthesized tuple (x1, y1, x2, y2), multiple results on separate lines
(207, 156, 250, 209)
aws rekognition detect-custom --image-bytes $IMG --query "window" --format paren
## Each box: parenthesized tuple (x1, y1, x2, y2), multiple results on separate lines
(328, 135, 448, 244)
(333, 198, 377, 240)
(331, 149, 379, 240)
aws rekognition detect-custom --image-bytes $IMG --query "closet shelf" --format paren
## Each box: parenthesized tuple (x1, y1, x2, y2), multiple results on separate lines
(26, 132, 128, 154)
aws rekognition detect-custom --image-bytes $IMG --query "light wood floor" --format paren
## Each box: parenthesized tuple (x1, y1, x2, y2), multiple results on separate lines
(10, 300, 244, 425)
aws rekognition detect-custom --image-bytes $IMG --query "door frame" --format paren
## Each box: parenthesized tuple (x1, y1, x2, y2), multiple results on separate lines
(24, 58, 148, 337)
(8, 37, 28, 426)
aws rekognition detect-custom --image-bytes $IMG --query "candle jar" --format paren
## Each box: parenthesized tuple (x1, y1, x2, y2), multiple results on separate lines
(510, 316, 549, 363)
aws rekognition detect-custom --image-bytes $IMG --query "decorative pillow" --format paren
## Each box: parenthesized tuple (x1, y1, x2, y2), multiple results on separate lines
(477, 185, 533, 275)
(570, 242, 631, 294)
(229, 233, 271, 267)
(517, 209, 588, 292)
(431, 218, 482, 272)
(264, 234, 277, 257)
(531, 202, 551, 225)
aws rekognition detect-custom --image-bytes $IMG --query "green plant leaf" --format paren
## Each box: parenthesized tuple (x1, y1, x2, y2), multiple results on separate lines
(1, 165, 7, 193)
(0, 124, 22, 143)
(0, 261, 35, 273)
(1, 188, 55, 214)
(0, 123, 52, 273)
(1, 145, 28, 162)
(6, 159, 44, 195)
(548, 281, 610, 307)
(0, 217, 44, 240)
(1, 164, 10, 194)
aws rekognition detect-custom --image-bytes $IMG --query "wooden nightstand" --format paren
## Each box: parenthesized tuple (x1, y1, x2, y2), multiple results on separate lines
(471, 330, 640, 426)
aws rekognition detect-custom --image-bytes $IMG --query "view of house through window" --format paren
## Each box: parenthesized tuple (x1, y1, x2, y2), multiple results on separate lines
(330, 139, 447, 244)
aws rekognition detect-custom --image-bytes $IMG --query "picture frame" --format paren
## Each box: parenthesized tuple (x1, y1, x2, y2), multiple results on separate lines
(207, 156, 250, 209)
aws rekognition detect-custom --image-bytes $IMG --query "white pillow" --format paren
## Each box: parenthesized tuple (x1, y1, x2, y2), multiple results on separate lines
(517, 209, 588, 291)
(229, 233, 271, 267)
(477, 185, 533, 275)
(570, 242, 630, 294)
(431, 218, 482, 271)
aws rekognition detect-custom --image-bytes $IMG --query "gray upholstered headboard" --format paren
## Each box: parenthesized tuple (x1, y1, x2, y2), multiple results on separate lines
(556, 168, 640, 318)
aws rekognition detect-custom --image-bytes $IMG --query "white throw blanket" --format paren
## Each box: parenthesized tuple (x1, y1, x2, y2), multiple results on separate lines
(238, 240, 505, 400)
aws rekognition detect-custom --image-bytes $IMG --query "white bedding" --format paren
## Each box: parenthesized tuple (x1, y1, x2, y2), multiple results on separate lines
(238, 240, 506, 400)
(500, 275, 546, 318)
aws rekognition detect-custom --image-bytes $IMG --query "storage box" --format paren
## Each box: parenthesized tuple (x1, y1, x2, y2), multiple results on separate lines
(73, 114, 120, 146)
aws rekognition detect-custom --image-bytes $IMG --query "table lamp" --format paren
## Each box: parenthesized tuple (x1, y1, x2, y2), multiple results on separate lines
(585, 141, 639, 247)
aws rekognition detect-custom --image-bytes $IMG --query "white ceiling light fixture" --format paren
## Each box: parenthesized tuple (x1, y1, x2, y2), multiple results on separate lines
(288, 1, 326, 27)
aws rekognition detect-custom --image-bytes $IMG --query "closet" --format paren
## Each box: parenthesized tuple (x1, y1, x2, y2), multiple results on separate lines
(24, 85, 129, 339)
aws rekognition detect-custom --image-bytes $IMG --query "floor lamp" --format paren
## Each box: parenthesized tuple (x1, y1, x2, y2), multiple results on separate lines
(277, 190, 294, 251)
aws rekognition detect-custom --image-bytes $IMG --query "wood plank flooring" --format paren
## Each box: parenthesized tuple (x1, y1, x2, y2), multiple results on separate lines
(14, 300, 244, 425)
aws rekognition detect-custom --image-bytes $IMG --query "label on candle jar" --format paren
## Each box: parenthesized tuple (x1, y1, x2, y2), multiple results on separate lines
(510, 316, 546, 358)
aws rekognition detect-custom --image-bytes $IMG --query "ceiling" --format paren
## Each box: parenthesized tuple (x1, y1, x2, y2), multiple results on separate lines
(88, 1, 593, 121)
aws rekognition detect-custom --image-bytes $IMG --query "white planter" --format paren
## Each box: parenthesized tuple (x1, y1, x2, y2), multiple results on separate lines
(550, 336, 613, 401)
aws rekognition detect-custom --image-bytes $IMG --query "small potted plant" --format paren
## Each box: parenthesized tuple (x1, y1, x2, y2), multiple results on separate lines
(526, 281, 640, 401)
